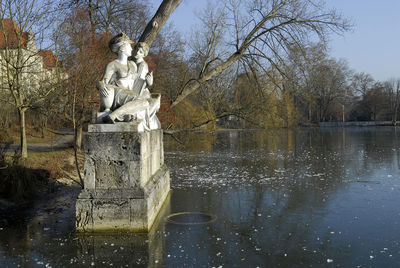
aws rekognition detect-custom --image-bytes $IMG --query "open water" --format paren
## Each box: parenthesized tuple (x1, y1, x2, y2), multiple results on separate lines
(1, 127, 400, 267)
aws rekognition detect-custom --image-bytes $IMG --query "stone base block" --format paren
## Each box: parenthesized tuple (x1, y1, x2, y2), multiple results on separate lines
(76, 165, 170, 232)
(83, 127, 164, 188)
(89, 122, 142, 132)
(75, 193, 171, 266)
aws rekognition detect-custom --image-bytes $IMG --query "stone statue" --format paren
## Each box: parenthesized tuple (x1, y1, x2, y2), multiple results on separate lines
(96, 33, 161, 130)
(77, 36, 170, 233)
(131, 42, 160, 130)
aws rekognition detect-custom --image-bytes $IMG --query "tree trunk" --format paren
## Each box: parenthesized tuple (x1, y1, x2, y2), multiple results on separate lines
(75, 125, 83, 151)
(342, 104, 345, 122)
(373, 106, 376, 121)
(88, 0, 96, 36)
(172, 53, 242, 107)
(392, 108, 397, 126)
(138, 0, 182, 47)
(18, 108, 28, 158)
(41, 114, 47, 138)
(393, 89, 399, 126)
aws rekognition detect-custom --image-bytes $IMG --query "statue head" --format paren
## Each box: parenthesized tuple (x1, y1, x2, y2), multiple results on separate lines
(134, 42, 150, 60)
(109, 33, 134, 55)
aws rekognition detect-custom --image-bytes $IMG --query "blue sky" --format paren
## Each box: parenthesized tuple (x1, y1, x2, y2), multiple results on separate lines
(149, 0, 399, 82)
(326, 0, 400, 82)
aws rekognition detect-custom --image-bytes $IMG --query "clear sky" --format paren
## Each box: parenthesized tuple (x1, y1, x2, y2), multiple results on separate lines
(149, 0, 399, 82)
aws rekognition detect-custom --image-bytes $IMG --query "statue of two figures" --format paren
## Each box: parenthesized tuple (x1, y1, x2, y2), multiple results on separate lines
(96, 33, 161, 131)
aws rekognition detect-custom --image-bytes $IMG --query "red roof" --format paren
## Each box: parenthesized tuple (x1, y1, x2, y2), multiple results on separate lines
(38, 50, 58, 69)
(0, 19, 28, 49)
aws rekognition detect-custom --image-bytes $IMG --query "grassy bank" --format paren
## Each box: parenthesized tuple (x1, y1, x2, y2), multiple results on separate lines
(0, 149, 82, 204)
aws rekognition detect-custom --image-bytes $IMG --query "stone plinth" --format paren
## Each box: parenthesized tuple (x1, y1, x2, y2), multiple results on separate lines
(76, 194, 171, 266)
(76, 123, 170, 232)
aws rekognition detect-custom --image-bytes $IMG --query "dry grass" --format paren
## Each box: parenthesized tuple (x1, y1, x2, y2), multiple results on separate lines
(0, 149, 84, 203)
(22, 149, 83, 183)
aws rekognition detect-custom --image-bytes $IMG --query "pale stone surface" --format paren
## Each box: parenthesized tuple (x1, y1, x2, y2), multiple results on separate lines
(89, 122, 141, 133)
(82, 127, 164, 187)
(76, 165, 170, 231)
(76, 124, 170, 232)
(96, 33, 161, 130)
(76, 194, 171, 266)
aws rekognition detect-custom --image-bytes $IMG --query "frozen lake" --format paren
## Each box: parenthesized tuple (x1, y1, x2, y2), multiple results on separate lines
(1, 127, 400, 267)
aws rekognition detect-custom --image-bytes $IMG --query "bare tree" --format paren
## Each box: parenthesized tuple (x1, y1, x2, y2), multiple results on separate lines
(384, 79, 400, 125)
(53, 0, 351, 131)
(134, 0, 349, 129)
(351, 72, 374, 97)
(55, 6, 113, 150)
(311, 58, 350, 121)
(144, 0, 351, 107)
(283, 43, 328, 122)
(0, 0, 57, 158)
(65, 0, 151, 39)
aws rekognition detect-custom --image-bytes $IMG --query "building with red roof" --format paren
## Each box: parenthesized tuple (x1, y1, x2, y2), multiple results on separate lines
(0, 19, 66, 93)
(0, 18, 29, 50)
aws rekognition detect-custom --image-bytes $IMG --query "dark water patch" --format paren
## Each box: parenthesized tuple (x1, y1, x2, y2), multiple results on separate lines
(166, 212, 217, 225)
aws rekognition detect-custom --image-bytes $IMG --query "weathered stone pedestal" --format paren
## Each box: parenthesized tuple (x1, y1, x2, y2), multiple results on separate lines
(76, 123, 170, 232)
(76, 194, 171, 266)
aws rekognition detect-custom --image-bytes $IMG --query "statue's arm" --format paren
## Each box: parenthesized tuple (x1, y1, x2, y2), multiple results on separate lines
(145, 71, 153, 87)
(97, 63, 116, 97)
(142, 62, 153, 86)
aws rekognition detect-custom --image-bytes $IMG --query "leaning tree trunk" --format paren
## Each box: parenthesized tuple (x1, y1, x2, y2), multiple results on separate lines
(172, 53, 242, 107)
(18, 108, 28, 158)
(138, 0, 182, 47)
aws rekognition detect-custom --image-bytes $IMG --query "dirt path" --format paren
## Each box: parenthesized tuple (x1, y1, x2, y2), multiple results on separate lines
(5, 128, 74, 153)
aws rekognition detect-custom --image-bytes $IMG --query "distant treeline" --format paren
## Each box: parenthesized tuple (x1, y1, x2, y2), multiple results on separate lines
(1, 0, 399, 159)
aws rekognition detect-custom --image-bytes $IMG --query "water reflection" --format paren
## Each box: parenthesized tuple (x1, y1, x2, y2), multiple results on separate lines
(74, 194, 171, 267)
(0, 191, 171, 267)
(1, 127, 400, 267)
(165, 127, 400, 266)
(164, 131, 217, 153)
